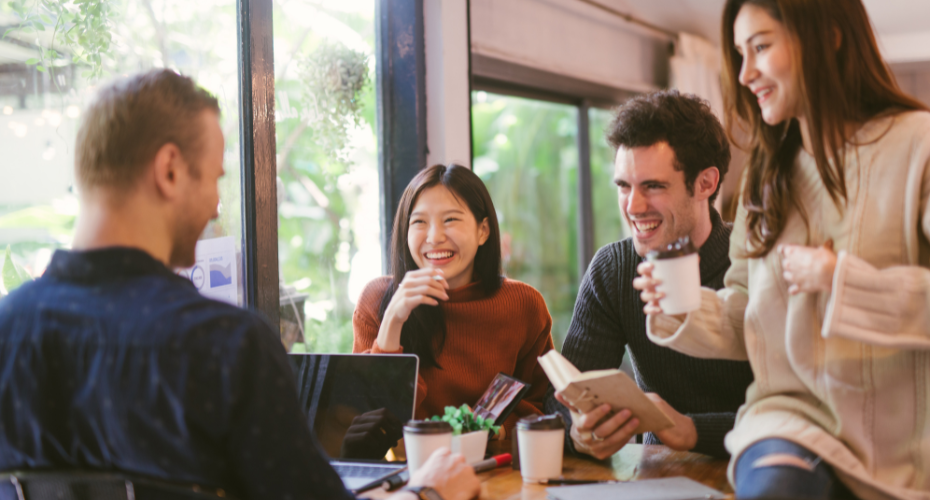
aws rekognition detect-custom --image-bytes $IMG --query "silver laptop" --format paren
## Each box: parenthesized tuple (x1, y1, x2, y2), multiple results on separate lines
(288, 353, 418, 494)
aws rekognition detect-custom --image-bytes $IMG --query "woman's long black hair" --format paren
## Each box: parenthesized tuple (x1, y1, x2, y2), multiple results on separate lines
(377, 164, 503, 369)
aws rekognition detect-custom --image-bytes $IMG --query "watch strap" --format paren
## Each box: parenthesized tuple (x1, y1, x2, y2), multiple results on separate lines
(403, 486, 444, 500)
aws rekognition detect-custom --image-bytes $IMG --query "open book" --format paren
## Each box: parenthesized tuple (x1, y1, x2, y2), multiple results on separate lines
(539, 350, 674, 435)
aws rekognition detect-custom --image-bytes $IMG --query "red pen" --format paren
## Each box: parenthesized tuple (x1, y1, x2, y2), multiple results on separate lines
(472, 453, 512, 473)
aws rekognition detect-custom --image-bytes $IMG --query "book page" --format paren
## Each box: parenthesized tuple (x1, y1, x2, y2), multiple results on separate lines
(538, 350, 582, 392)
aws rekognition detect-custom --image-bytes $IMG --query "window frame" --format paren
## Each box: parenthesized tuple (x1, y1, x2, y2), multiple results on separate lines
(375, 0, 428, 275)
(470, 54, 638, 277)
(242, 0, 417, 330)
(238, 0, 280, 328)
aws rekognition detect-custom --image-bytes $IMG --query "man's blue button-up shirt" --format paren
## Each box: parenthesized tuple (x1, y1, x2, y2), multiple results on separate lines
(0, 247, 353, 500)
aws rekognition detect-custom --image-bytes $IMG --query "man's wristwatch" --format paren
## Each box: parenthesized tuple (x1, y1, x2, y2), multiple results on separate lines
(402, 486, 444, 500)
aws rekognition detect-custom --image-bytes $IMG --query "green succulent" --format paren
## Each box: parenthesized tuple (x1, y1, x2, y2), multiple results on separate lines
(430, 404, 501, 437)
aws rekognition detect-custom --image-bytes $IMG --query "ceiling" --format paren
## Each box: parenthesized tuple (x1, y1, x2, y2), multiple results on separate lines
(603, 0, 930, 46)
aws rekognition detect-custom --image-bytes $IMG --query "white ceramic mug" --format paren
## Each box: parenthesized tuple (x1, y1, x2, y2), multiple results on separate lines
(647, 237, 701, 315)
(403, 420, 453, 475)
(516, 414, 565, 483)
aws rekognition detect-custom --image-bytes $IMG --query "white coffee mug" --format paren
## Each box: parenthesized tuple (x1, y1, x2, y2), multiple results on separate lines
(403, 420, 453, 475)
(647, 237, 701, 315)
(516, 414, 565, 483)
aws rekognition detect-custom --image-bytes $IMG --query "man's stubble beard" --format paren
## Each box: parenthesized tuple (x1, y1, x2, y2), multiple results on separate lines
(631, 195, 699, 258)
(168, 211, 206, 269)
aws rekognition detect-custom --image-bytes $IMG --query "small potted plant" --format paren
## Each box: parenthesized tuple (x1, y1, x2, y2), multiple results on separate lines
(431, 404, 500, 464)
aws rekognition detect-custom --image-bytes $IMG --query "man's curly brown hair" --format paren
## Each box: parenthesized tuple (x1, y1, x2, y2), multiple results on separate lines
(606, 90, 730, 204)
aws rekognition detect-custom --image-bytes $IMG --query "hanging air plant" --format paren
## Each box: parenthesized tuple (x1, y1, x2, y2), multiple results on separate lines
(299, 42, 371, 164)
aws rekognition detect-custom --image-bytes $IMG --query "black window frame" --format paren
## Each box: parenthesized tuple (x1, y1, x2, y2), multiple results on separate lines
(239, 0, 430, 331)
(470, 53, 639, 278)
(238, 0, 279, 328)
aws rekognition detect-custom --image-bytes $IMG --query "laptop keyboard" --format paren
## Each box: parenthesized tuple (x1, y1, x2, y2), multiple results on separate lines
(332, 463, 400, 479)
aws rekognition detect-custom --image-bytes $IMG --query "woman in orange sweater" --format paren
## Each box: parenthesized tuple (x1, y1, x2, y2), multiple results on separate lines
(353, 164, 554, 433)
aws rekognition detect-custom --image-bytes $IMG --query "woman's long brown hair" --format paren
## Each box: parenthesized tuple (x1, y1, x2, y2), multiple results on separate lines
(721, 0, 927, 257)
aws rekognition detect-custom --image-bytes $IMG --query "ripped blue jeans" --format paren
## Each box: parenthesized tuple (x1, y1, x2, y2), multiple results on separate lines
(735, 439, 856, 500)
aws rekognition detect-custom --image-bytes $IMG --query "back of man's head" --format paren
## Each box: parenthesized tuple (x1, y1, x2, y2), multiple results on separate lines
(607, 90, 730, 204)
(75, 69, 220, 193)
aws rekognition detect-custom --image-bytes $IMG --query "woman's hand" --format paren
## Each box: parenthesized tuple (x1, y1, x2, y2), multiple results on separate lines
(632, 261, 665, 316)
(779, 240, 836, 295)
(377, 268, 449, 351)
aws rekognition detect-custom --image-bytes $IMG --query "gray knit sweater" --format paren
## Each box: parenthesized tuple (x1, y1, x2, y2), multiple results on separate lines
(543, 208, 754, 459)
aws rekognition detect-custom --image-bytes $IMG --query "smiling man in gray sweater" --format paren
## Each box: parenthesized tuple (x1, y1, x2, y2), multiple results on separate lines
(544, 90, 753, 459)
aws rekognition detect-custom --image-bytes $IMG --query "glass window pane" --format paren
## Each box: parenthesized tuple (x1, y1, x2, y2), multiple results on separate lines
(0, 1, 244, 304)
(590, 107, 629, 251)
(471, 91, 579, 349)
(273, 1, 379, 354)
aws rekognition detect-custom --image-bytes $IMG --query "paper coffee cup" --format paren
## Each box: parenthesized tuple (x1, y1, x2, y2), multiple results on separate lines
(403, 420, 453, 475)
(516, 414, 565, 483)
(647, 236, 701, 315)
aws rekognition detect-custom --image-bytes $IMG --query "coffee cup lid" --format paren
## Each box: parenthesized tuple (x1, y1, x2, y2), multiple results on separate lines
(516, 414, 565, 431)
(646, 236, 697, 260)
(404, 420, 453, 435)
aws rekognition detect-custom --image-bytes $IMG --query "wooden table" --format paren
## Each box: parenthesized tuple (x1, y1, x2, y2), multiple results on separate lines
(366, 444, 732, 500)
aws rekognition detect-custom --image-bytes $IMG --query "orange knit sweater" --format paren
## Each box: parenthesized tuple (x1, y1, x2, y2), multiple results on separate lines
(352, 277, 554, 432)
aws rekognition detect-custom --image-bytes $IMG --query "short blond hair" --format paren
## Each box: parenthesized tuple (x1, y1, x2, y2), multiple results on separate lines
(75, 69, 220, 190)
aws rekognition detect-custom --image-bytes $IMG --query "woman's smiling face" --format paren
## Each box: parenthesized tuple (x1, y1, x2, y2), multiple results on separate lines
(734, 3, 800, 125)
(407, 185, 490, 290)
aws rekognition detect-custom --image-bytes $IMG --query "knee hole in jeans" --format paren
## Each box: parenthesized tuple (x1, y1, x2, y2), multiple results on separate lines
(751, 453, 820, 472)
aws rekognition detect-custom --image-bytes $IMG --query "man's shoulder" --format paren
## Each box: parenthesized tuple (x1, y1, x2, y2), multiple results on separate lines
(588, 238, 640, 279)
(0, 272, 274, 348)
(0, 279, 43, 320)
(117, 276, 280, 358)
(125, 272, 265, 332)
(150, 283, 274, 347)
(571, 238, 640, 312)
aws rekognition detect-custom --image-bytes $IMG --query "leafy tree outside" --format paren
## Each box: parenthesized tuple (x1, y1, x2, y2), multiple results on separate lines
(471, 94, 629, 350)
(273, 0, 378, 354)
(1, 0, 245, 300)
(0, 0, 380, 358)
(471, 92, 580, 349)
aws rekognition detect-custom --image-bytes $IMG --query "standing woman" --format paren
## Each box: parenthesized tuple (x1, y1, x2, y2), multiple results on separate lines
(637, 1, 930, 499)
(353, 164, 554, 432)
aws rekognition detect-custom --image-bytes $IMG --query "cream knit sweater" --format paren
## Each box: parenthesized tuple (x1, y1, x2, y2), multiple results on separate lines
(647, 111, 930, 500)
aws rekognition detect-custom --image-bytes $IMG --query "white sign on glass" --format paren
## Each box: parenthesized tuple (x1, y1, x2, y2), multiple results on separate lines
(176, 236, 239, 306)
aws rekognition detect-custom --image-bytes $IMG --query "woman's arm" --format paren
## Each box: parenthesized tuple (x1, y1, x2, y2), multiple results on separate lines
(376, 269, 449, 351)
(352, 278, 430, 407)
(822, 252, 930, 349)
(642, 204, 751, 361)
(787, 152, 930, 349)
(352, 277, 391, 353)
(352, 271, 449, 352)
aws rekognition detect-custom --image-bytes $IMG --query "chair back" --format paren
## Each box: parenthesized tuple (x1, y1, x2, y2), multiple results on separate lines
(0, 471, 235, 500)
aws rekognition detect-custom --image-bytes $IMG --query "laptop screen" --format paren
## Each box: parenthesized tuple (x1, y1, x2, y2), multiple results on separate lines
(289, 353, 418, 461)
